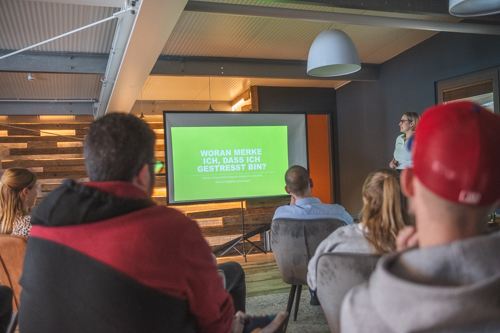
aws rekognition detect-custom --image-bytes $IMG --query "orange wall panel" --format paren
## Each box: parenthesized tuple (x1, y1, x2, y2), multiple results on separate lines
(307, 114, 332, 204)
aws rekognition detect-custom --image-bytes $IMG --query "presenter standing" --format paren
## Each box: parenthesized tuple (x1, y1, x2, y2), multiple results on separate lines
(389, 112, 419, 170)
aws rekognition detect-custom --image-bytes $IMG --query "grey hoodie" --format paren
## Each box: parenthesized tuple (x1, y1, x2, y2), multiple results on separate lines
(341, 231, 500, 332)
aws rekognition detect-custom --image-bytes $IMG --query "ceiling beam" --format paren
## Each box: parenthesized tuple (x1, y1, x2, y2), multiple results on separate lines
(0, 52, 378, 81)
(100, 0, 189, 116)
(0, 52, 107, 74)
(152, 56, 379, 81)
(0, 102, 94, 115)
(29, 0, 126, 8)
(185, 1, 500, 35)
(257, 0, 450, 15)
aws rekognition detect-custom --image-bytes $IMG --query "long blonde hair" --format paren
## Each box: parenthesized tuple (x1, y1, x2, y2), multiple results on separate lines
(0, 168, 37, 234)
(361, 169, 412, 254)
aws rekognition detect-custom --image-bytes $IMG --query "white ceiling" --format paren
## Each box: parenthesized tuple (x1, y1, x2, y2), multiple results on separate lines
(162, 4, 462, 63)
(3, 0, 499, 113)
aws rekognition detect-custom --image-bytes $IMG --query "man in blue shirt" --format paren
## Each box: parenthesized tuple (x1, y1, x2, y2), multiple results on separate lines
(272, 165, 353, 306)
(273, 165, 353, 225)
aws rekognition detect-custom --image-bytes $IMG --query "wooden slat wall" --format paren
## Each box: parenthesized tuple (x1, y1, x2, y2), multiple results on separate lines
(0, 119, 90, 208)
(176, 196, 288, 254)
(0, 118, 285, 253)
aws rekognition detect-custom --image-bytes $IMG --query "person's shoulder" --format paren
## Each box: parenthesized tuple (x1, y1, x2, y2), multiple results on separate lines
(21, 214, 31, 223)
(274, 204, 289, 212)
(328, 203, 348, 211)
(395, 134, 405, 142)
(342, 282, 370, 311)
(12, 212, 30, 224)
(329, 224, 359, 238)
(272, 204, 295, 219)
(317, 200, 344, 209)
(340, 282, 384, 332)
(145, 205, 198, 230)
(320, 202, 350, 215)
(340, 223, 360, 233)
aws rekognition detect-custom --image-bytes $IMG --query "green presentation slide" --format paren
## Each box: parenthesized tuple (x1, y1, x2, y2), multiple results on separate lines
(171, 126, 289, 201)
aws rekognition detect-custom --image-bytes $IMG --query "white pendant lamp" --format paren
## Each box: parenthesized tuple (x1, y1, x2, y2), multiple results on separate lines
(307, 29, 361, 77)
(449, 0, 500, 17)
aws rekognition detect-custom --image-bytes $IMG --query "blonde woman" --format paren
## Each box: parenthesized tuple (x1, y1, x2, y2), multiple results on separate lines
(307, 168, 412, 291)
(0, 168, 37, 237)
(390, 112, 420, 170)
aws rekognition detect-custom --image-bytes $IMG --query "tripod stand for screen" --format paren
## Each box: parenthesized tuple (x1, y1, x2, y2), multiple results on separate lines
(214, 201, 269, 262)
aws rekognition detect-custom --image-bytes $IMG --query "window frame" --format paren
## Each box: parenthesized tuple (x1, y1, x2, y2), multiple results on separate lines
(436, 67, 499, 114)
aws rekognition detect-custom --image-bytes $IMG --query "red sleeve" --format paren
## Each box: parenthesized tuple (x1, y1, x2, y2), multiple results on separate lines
(181, 220, 234, 333)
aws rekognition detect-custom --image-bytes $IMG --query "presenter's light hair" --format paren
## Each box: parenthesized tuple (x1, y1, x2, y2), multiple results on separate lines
(285, 165, 310, 196)
(84, 113, 156, 182)
(404, 112, 420, 131)
(0, 168, 37, 234)
(361, 168, 412, 254)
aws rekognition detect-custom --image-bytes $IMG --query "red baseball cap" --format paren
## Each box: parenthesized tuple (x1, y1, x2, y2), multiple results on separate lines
(413, 101, 500, 206)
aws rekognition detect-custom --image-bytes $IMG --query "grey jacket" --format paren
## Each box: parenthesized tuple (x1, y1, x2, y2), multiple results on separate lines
(341, 231, 500, 333)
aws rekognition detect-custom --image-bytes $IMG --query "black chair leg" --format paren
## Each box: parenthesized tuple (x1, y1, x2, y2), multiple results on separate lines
(286, 285, 297, 315)
(293, 285, 302, 321)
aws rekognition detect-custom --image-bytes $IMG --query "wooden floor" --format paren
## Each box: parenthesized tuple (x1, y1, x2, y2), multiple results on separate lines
(216, 252, 290, 297)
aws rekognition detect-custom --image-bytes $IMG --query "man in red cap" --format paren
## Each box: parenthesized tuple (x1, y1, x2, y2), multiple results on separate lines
(340, 101, 500, 332)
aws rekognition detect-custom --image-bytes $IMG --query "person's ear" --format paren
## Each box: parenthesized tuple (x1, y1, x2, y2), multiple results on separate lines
(400, 168, 415, 197)
(21, 187, 29, 198)
(285, 186, 291, 194)
(132, 164, 152, 195)
(309, 178, 313, 188)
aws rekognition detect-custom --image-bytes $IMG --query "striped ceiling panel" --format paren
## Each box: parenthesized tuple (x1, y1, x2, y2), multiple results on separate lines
(0, 72, 102, 99)
(0, 0, 117, 53)
(162, 0, 461, 64)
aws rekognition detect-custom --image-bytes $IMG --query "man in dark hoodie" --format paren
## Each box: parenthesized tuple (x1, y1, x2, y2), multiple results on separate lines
(341, 101, 500, 332)
(18, 113, 236, 333)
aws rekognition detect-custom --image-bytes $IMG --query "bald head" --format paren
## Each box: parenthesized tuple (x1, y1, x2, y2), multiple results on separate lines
(285, 165, 311, 197)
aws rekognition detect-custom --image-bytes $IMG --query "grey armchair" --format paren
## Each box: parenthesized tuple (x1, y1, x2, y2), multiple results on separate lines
(270, 218, 345, 321)
(316, 252, 380, 333)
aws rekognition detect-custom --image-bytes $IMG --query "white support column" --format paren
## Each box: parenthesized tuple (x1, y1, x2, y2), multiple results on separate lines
(98, 0, 188, 117)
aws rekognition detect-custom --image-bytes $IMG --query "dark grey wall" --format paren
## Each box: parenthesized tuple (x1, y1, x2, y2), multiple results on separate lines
(337, 32, 500, 214)
(257, 86, 340, 202)
(336, 81, 387, 214)
(257, 86, 336, 112)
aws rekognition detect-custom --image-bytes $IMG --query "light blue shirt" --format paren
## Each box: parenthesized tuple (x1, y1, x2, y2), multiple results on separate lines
(272, 197, 354, 225)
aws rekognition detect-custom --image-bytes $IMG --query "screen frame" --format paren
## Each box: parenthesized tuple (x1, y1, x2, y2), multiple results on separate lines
(162, 111, 309, 205)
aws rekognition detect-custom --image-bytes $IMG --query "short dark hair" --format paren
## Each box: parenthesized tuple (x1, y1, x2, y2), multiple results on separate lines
(84, 113, 156, 182)
(285, 165, 310, 196)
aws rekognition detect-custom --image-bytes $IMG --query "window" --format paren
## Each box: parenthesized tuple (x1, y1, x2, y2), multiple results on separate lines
(436, 68, 499, 113)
